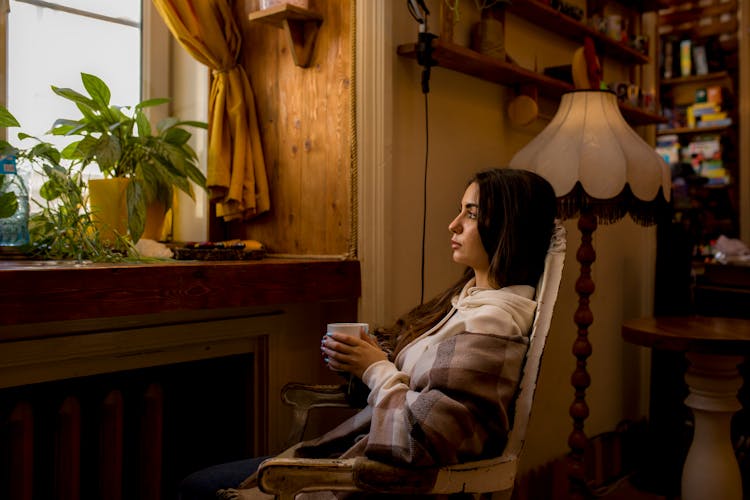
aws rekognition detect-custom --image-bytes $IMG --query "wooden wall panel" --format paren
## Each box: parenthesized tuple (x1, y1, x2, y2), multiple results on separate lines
(235, 0, 353, 256)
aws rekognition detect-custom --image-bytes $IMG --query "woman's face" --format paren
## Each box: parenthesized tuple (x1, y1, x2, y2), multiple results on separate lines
(449, 182, 490, 284)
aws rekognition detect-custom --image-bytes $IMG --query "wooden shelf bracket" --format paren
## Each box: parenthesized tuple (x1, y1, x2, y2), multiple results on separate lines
(248, 4, 323, 68)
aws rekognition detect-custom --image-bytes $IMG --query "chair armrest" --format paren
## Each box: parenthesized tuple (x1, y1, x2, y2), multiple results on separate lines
(257, 456, 439, 497)
(280, 383, 352, 447)
(281, 382, 351, 410)
(351, 458, 438, 493)
(257, 452, 518, 497)
(257, 457, 359, 499)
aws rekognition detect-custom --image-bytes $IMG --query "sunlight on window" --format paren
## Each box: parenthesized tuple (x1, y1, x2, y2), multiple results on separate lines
(7, 0, 141, 204)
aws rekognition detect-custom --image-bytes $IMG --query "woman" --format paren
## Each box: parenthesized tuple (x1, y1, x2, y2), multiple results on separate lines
(180, 168, 557, 499)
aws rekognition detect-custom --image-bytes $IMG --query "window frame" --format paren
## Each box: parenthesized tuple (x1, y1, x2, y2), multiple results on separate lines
(0, 0, 168, 138)
(1, 0, 209, 243)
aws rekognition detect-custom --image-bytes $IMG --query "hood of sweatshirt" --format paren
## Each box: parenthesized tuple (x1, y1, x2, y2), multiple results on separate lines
(451, 279, 537, 337)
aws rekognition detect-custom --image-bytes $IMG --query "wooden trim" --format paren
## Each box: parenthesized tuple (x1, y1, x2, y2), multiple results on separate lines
(0, 313, 281, 389)
(0, 258, 361, 328)
(356, 0, 391, 326)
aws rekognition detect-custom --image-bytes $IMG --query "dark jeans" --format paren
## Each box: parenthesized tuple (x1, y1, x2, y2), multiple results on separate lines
(178, 456, 271, 500)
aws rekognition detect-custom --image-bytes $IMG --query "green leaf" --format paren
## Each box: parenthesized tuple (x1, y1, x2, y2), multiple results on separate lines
(170, 173, 193, 199)
(76, 102, 103, 127)
(50, 118, 86, 136)
(81, 73, 111, 109)
(60, 140, 86, 160)
(39, 179, 62, 201)
(93, 134, 121, 172)
(184, 160, 207, 189)
(110, 105, 131, 125)
(29, 142, 62, 164)
(157, 117, 178, 133)
(163, 127, 191, 146)
(127, 180, 147, 242)
(0, 142, 19, 159)
(0, 106, 20, 128)
(0, 191, 18, 218)
(136, 97, 170, 110)
(51, 85, 95, 108)
(176, 120, 208, 130)
(135, 110, 152, 137)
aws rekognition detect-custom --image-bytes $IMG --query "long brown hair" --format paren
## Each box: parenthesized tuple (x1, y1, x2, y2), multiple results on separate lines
(377, 168, 557, 358)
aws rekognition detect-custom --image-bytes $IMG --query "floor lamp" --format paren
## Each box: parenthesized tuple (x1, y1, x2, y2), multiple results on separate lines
(509, 89, 671, 499)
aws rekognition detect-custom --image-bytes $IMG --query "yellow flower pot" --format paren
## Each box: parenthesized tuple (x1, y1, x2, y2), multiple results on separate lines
(142, 200, 168, 241)
(89, 178, 171, 243)
(88, 178, 129, 244)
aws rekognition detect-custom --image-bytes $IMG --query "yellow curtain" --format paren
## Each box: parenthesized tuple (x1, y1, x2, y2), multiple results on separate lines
(152, 0, 270, 221)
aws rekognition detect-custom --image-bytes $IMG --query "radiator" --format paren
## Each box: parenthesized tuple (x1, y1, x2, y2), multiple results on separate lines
(0, 354, 257, 500)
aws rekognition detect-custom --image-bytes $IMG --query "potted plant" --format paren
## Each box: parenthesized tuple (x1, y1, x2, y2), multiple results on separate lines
(50, 72, 207, 243)
(1, 105, 136, 261)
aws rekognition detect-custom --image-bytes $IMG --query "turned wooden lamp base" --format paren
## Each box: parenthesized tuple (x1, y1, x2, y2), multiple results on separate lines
(567, 210, 597, 500)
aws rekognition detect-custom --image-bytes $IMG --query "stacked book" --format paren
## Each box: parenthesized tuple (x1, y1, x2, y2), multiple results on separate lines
(688, 85, 732, 128)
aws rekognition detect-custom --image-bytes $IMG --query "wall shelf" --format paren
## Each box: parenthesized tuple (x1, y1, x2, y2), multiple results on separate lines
(248, 4, 323, 68)
(396, 39, 666, 127)
(656, 124, 733, 136)
(661, 71, 730, 87)
(506, 0, 650, 65)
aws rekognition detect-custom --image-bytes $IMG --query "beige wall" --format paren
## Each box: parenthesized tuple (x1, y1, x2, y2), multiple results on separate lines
(372, 0, 657, 471)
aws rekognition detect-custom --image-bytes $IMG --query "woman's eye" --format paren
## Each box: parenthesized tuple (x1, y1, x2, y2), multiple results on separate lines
(467, 211, 478, 220)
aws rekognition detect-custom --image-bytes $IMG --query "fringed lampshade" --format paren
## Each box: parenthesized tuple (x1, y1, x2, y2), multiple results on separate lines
(511, 89, 671, 223)
(509, 89, 671, 500)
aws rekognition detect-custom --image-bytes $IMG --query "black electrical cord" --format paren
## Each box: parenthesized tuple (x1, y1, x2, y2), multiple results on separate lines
(407, 0, 435, 305)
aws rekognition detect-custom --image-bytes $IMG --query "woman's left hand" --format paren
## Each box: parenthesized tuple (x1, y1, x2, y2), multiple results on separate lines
(321, 328, 387, 379)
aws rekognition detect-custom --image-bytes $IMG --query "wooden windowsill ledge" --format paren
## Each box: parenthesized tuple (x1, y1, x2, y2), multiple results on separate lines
(0, 257, 361, 333)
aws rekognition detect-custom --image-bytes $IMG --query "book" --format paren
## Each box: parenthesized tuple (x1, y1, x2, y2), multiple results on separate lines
(698, 117, 732, 127)
(693, 45, 708, 75)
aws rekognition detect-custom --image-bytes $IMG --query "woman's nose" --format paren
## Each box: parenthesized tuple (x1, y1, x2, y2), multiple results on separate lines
(449, 217, 461, 233)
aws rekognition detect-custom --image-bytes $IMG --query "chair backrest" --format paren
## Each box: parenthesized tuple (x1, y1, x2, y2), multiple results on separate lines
(503, 220, 566, 460)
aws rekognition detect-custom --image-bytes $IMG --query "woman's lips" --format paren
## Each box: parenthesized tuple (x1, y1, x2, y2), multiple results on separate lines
(451, 240, 460, 250)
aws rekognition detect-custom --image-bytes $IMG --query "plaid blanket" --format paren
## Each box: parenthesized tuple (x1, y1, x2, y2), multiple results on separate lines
(296, 284, 535, 467)
(296, 332, 528, 467)
(237, 284, 535, 498)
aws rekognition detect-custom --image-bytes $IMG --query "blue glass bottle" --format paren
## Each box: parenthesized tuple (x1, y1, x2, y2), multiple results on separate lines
(0, 155, 30, 247)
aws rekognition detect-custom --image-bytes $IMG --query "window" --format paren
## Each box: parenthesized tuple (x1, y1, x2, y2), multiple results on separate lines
(2, 0, 208, 243)
(3, 0, 167, 204)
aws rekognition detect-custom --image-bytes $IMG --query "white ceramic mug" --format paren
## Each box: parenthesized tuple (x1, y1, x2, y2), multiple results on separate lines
(326, 322, 369, 337)
(324, 323, 369, 372)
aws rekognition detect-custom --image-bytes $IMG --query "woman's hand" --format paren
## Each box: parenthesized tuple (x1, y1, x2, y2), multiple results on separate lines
(321, 328, 388, 379)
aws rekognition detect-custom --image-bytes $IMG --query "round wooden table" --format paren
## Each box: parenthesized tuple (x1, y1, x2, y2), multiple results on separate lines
(622, 316, 750, 500)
